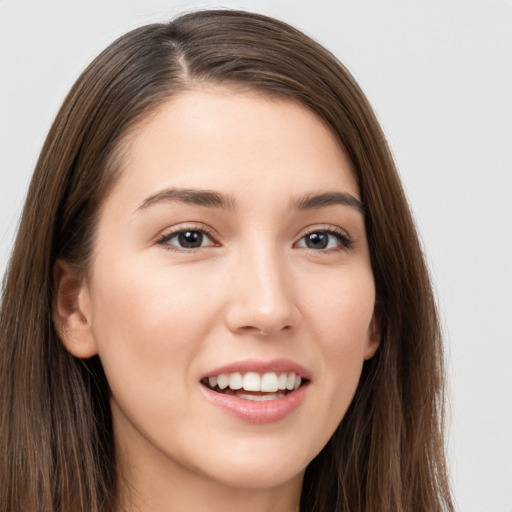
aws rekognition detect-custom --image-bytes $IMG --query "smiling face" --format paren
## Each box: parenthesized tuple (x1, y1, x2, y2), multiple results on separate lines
(55, 87, 379, 508)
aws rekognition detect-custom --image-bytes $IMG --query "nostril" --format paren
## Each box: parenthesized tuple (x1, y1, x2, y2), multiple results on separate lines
(237, 323, 294, 336)
(239, 325, 267, 335)
(226, 300, 301, 337)
(239, 325, 293, 336)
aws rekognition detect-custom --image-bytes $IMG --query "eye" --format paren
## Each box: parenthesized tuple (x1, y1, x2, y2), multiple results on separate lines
(158, 228, 216, 250)
(296, 229, 352, 251)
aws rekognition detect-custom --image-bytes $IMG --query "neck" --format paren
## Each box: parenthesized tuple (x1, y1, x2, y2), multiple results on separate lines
(117, 462, 303, 512)
(115, 433, 303, 512)
(118, 479, 302, 512)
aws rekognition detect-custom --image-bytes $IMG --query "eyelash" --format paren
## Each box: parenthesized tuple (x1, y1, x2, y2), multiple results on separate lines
(157, 225, 217, 252)
(156, 225, 353, 253)
(297, 226, 353, 252)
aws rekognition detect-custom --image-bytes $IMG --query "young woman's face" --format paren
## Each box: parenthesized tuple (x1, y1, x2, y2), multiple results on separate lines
(66, 88, 379, 497)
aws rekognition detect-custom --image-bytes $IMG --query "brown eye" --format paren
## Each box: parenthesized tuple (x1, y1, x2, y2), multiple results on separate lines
(159, 229, 215, 250)
(296, 230, 352, 251)
(304, 232, 329, 249)
(178, 231, 204, 248)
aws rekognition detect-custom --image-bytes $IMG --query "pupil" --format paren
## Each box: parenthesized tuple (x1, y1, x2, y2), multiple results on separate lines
(178, 231, 203, 248)
(306, 232, 328, 249)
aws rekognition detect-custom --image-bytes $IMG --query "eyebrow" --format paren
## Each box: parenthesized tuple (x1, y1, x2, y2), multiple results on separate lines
(136, 188, 237, 212)
(135, 187, 364, 215)
(292, 191, 365, 214)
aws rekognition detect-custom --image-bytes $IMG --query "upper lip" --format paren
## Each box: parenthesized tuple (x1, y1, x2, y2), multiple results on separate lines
(200, 358, 311, 381)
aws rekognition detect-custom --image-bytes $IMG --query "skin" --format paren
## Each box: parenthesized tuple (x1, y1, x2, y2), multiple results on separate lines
(54, 87, 380, 512)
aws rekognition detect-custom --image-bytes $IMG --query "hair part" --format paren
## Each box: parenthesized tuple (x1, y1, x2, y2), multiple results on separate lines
(0, 9, 453, 512)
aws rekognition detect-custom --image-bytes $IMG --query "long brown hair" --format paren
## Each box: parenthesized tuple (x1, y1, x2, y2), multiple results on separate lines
(0, 10, 453, 512)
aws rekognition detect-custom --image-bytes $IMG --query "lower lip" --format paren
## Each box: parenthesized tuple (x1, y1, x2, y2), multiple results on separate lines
(200, 384, 308, 424)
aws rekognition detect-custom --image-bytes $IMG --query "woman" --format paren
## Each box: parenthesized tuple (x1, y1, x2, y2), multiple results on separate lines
(0, 9, 453, 512)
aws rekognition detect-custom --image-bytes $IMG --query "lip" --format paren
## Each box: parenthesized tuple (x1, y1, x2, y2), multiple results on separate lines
(199, 358, 311, 424)
(200, 382, 309, 424)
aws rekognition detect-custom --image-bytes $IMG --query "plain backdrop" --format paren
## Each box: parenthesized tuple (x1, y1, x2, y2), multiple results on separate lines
(1, 1, 511, 511)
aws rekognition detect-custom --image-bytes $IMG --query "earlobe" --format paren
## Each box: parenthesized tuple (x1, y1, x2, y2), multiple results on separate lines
(364, 312, 381, 360)
(53, 259, 98, 359)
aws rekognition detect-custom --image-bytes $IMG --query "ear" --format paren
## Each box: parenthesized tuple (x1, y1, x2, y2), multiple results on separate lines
(53, 259, 98, 359)
(363, 308, 381, 360)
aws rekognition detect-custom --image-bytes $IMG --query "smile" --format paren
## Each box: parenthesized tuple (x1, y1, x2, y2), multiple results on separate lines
(201, 371, 303, 401)
(199, 361, 310, 423)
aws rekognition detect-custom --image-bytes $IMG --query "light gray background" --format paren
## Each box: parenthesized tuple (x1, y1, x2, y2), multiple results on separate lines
(1, 1, 511, 511)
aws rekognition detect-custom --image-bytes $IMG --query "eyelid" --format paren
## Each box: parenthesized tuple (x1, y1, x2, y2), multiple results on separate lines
(155, 223, 353, 253)
(156, 223, 219, 251)
(294, 225, 353, 251)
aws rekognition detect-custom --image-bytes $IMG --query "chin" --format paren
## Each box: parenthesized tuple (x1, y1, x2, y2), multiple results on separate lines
(204, 457, 307, 491)
(183, 436, 314, 491)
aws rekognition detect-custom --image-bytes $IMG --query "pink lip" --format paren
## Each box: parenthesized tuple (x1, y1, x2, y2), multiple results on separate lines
(200, 383, 309, 424)
(199, 358, 311, 424)
(200, 358, 311, 380)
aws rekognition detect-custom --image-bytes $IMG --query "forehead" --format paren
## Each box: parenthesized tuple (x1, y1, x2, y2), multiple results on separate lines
(107, 86, 360, 211)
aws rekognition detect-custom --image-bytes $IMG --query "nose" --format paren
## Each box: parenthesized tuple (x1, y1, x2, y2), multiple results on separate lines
(225, 243, 301, 337)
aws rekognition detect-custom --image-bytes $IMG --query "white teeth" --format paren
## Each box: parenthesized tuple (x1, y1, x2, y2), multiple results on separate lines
(217, 374, 229, 390)
(206, 371, 304, 392)
(261, 373, 279, 392)
(277, 373, 288, 390)
(228, 372, 243, 390)
(243, 372, 261, 391)
(285, 373, 296, 391)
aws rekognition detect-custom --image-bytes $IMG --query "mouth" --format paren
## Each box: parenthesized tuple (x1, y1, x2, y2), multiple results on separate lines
(200, 371, 309, 402)
(199, 361, 311, 423)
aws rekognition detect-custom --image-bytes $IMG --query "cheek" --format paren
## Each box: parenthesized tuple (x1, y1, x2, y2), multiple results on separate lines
(91, 254, 220, 341)
(301, 266, 375, 417)
(305, 266, 375, 351)
(87, 258, 224, 401)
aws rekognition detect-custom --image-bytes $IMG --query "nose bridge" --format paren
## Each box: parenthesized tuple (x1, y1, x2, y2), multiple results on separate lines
(226, 235, 299, 335)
